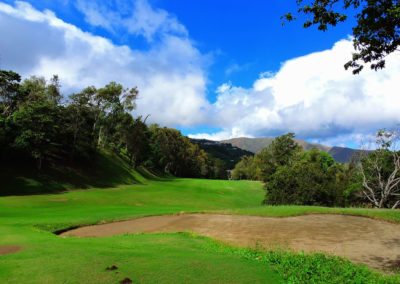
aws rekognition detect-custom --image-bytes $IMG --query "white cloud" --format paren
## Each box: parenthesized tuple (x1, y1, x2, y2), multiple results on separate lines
(189, 128, 251, 141)
(224, 62, 251, 76)
(191, 39, 400, 143)
(75, 1, 118, 32)
(75, 0, 187, 41)
(0, 1, 209, 127)
(2, 1, 399, 146)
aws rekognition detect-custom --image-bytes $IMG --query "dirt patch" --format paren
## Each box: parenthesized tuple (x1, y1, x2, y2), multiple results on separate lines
(49, 198, 69, 202)
(61, 214, 400, 271)
(0, 245, 21, 255)
(120, 277, 133, 284)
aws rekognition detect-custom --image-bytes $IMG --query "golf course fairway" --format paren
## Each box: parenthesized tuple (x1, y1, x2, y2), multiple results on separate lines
(1, 178, 400, 283)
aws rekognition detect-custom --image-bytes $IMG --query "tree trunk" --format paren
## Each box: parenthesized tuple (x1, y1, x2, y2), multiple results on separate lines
(392, 200, 400, 209)
(97, 126, 103, 147)
(37, 157, 42, 170)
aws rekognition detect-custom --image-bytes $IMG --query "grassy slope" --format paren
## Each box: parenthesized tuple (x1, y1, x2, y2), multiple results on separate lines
(1, 166, 400, 283)
(0, 151, 147, 196)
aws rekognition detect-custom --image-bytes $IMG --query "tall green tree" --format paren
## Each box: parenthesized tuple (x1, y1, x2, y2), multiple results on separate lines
(256, 133, 302, 182)
(0, 70, 22, 155)
(46, 75, 62, 104)
(0, 69, 223, 181)
(11, 77, 62, 169)
(120, 115, 150, 167)
(147, 125, 214, 177)
(0, 70, 22, 116)
(91, 82, 138, 147)
(65, 91, 96, 159)
(231, 156, 257, 180)
(231, 133, 302, 182)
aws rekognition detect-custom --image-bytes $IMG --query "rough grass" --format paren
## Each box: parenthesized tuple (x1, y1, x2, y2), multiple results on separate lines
(1, 167, 400, 283)
(201, 235, 399, 284)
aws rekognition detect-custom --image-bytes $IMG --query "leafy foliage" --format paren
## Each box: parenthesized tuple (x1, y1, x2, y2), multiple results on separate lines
(284, 0, 400, 74)
(147, 125, 214, 177)
(265, 149, 343, 206)
(0, 70, 225, 194)
(232, 133, 362, 206)
(231, 156, 258, 180)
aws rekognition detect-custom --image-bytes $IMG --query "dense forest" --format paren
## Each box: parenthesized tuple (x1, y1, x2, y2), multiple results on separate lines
(0, 70, 227, 189)
(232, 133, 400, 209)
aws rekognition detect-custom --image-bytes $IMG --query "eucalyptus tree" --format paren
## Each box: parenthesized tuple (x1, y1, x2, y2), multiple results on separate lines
(359, 130, 400, 209)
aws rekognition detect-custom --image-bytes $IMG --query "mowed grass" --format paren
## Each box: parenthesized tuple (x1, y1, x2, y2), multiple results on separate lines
(0, 179, 265, 231)
(226, 205, 400, 223)
(1, 178, 282, 283)
(1, 176, 400, 283)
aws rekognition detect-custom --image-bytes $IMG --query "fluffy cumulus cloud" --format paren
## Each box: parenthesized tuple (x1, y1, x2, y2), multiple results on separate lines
(1, 1, 399, 145)
(0, 1, 209, 126)
(190, 39, 400, 144)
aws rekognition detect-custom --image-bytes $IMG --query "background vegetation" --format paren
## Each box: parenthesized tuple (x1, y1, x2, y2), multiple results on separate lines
(232, 132, 400, 209)
(0, 70, 228, 195)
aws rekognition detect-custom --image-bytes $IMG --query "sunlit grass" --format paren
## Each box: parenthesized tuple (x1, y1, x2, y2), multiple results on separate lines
(1, 175, 400, 283)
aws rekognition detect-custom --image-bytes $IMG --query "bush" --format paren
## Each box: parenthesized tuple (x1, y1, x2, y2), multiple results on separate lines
(265, 149, 342, 206)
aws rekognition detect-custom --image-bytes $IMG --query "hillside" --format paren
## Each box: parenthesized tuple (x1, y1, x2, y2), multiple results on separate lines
(222, 137, 359, 163)
(328, 146, 365, 163)
(190, 139, 254, 169)
(0, 151, 148, 196)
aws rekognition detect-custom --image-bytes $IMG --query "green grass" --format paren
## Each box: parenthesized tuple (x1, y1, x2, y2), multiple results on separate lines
(0, 231, 281, 284)
(0, 179, 265, 232)
(1, 170, 400, 283)
(225, 205, 400, 223)
(0, 151, 147, 196)
(203, 236, 399, 284)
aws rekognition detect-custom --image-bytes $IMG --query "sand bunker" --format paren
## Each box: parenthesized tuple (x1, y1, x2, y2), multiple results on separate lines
(0, 245, 21, 255)
(61, 214, 400, 271)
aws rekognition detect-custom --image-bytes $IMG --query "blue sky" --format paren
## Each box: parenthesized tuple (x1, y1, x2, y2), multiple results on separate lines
(157, 1, 355, 88)
(15, 0, 355, 93)
(0, 0, 399, 147)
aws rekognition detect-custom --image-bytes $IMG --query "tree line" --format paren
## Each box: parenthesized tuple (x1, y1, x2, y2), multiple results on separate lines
(232, 132, 400, 209)
(0, 70, 226, 179)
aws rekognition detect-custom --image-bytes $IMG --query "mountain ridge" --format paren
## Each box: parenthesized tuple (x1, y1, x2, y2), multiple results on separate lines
(221, 137, 359, 163)
(190, 139, 253, 169)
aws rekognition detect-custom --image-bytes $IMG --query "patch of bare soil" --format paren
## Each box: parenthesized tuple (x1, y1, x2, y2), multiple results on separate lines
(49, 198, 69, 202)
(0, 245, 21, 255)
(60, 214, 400, 271)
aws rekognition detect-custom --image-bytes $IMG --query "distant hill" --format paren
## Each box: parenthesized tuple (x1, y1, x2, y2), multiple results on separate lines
(221, 137, 360, 163)
(190, 139, 254, 169)
(328, 146, 365, 163)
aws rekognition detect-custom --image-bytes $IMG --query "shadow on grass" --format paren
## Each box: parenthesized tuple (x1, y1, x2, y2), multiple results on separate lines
(136, 166, 174, 182)
(0, 152, 166, 196)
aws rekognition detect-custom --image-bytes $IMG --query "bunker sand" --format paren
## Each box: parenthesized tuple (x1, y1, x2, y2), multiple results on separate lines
(61, 214, 400, 271)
